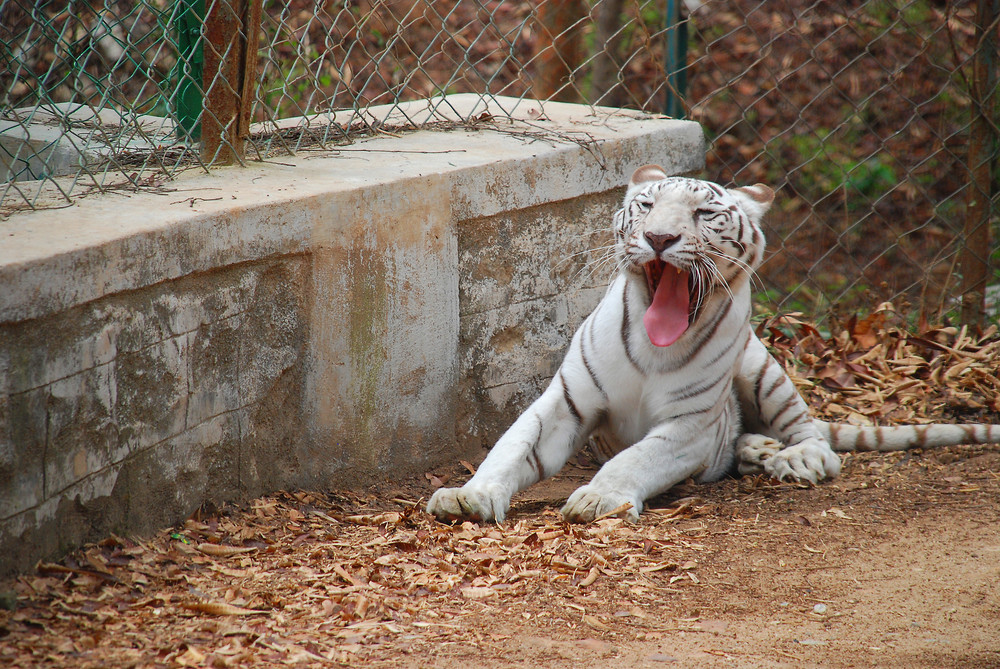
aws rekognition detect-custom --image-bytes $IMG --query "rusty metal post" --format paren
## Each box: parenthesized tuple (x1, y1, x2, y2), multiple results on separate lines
(960, 0, 999, 324)
(238, 0, 262, 144)
(201, 0, 262, 165)
(532, 0, 585, 103)
(590, 0, 625, 107)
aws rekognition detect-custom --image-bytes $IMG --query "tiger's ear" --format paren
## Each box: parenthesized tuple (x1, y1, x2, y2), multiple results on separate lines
(625, 164, 668, 201)
(629, 164, 668, 187)
(734, 184, 774, 205)
(730, 183, 775, 220)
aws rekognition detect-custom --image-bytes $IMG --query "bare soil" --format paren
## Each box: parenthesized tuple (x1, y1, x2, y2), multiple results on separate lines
(2, 443, 999, 669)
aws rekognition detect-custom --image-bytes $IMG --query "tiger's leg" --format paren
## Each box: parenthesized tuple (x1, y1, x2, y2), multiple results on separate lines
(735, 336, 841, 483)
(562, 409, 739, 523)
(427, 365, 604, 523)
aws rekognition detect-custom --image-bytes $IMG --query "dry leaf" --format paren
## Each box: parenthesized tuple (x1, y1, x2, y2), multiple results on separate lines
(181, 601, 269, 616)
(460, 587, 497, 600)
(344, 512, 402, 526)
(823, 508, 852, 520)
(196, 544, 257, 557)
(579, 567, 600, 587)
(583, 614, 611, 630)
(424, 472, 450, 488)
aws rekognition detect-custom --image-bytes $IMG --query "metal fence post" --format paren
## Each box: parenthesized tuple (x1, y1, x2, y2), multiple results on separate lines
(961, 0, 999, 325)
(201, 0, 261, 165)
(532, 0, 585, 103)
(172, 0, 204, 141)
(664, 0, 688, 119)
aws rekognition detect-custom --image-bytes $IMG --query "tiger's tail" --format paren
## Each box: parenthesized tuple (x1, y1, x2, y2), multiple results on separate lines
(815, 420, 1000, 453)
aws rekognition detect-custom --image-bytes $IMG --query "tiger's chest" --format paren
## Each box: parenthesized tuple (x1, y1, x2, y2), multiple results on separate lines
(594, 363, 738, 448)
(584, 276, 751, 449)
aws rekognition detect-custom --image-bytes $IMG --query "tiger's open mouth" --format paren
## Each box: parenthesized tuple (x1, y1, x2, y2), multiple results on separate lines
(642, 258, 693, 347)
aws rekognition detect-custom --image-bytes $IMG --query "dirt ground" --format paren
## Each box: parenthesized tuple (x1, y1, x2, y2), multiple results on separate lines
(2, 442, 998, 669)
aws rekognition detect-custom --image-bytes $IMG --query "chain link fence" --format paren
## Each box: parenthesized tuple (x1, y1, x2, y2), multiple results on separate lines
(2, 0, 997, 323)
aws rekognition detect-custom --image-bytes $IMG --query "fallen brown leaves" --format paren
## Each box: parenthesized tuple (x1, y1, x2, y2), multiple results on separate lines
(760, 306, 1000, 425)
(0, 491, 707, 668)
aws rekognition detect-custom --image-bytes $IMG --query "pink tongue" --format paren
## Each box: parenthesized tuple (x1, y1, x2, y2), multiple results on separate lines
(643, 267, 690, 346)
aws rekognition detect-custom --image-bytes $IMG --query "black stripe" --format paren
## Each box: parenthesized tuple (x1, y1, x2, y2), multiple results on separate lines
(529, 451, 544, 480)
(760, 368, 787, 401)
(749, 358, 768, 415)
(783, 424, 813, 443)
(702, 309, 751, 367)
(620, 282, 642, 371)
(704, 333, 740, 366)
(528, 415, 545, 479)
(579, 335, 609, 401)
(713, 414, 727, 448)
(776, 409, 809, 434)
(672, 369, 729, 402)
(856, 429, 870, 451)
(559, 372, 582, 424)
(686, 298, 733, 359)
(666, 408, 714, 423)
(766, 395, 800, 430)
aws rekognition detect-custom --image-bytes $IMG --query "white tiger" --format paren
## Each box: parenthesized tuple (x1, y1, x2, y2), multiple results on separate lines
(427, 165, 1000, 523)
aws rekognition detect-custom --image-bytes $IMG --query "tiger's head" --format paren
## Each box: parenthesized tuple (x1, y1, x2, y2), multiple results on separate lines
(613, 165, 773, 347)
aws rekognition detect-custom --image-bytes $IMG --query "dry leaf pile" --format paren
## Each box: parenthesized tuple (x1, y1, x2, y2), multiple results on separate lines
(0, 491, 709, 668)
(760, 307, 1000, 425)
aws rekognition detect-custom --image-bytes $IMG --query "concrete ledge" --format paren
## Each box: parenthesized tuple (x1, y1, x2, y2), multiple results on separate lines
(0, 95, 704, 574)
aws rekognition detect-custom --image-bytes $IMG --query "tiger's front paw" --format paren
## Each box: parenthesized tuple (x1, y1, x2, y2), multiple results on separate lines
(427, 483, 510, 523)
(736, 433, 783, 476)
(561, 485, 641, 523)
(764, 439, 842, 484)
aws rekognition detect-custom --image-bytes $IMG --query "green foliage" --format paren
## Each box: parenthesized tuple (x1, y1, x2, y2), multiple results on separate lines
(862, 0, 933, 30)
(771, 118, 900, 210)
(260, 38, 323, 116)
(846, 158, 898, 202)
(639, 0, 665, 27)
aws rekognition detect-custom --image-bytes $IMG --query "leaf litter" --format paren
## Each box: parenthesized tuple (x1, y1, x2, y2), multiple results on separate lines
(1, 309, 999, 668)
(0, 490, 708, 668)
(758, 306, 1000, 423)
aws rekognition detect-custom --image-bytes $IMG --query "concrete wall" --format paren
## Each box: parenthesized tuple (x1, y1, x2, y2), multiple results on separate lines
(0, 96, 704, 574)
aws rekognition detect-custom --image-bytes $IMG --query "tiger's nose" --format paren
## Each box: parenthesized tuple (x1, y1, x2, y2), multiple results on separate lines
(644, 232, 681, 253)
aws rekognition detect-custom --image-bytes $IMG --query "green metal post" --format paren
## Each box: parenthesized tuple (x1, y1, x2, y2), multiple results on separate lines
(172, 0, 204, 141)
(664, 0, 688, 119)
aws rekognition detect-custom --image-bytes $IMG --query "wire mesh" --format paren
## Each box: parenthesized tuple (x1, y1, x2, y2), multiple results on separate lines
(1, 0, 997, 323)
(685, 1, 999, 324)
